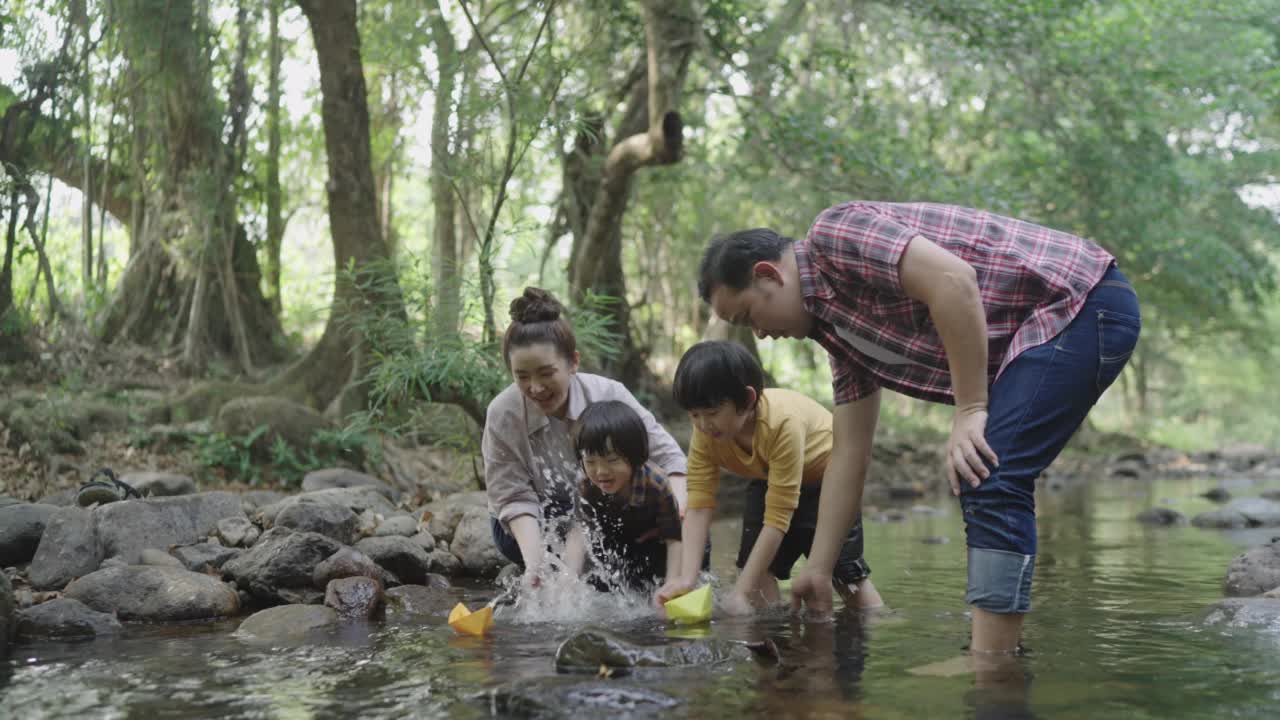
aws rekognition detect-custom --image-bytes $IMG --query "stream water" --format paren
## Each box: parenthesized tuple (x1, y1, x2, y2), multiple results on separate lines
(5, 474, 1280, 719)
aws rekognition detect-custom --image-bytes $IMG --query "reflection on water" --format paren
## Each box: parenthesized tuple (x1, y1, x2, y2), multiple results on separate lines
(7, 475, 1280, 719)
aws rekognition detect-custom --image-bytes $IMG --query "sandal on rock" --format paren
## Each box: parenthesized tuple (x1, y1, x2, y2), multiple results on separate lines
(76, 468, 141, 507)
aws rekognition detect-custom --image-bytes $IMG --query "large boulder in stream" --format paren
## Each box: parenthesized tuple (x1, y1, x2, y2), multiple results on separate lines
(324, 576, 385, 620)
(274, 502, 359, 545)
(1193, 498, 1280, 529)
(354, 536, 432, 585)
(16, 598, 123, 639)
(259, 486, 396, 528)
(1224, 537, 1280, 596)
(64, 565, 239, 621)
(29, 492, 246, 590)
(0, 503, 60, 566)
(222, 527, 343, 605)
(1201, 597, 1280, 630)
(554, 628, 750, 672)
(302, 468, 396, 501)
(450, 507, 508, 577)
(234, 604, 339, 643)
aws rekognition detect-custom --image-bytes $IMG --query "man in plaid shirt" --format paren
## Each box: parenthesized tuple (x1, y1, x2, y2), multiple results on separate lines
(698, 201, 1141, 654)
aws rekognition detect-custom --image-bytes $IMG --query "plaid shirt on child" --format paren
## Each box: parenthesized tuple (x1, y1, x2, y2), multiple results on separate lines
(798, 202, 1115, 405)
(577, 462, 682, 546)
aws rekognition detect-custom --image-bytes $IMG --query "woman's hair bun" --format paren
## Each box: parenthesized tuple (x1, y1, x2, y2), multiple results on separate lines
(509, 287, 564, 325)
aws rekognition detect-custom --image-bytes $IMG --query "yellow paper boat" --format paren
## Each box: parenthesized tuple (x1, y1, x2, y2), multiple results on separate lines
(664, 585, 712, 625)
(448, 602, 494, 636)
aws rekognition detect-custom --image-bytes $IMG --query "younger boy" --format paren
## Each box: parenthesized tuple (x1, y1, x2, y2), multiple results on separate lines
(565, 401, 684, 592)
(656, 341, 883, 614)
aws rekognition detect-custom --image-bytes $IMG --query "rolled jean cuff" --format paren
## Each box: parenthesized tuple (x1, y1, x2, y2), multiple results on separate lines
(965, 547, 1034, 614)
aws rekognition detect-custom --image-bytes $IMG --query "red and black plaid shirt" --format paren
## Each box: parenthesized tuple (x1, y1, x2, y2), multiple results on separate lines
(799, 202, 1115, 405)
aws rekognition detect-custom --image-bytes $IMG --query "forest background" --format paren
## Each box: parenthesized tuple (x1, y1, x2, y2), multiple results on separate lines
(1, 0, 1278, 494)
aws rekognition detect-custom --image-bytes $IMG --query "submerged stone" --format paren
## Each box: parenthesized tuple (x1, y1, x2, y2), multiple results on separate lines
(554, 628, 748, 672)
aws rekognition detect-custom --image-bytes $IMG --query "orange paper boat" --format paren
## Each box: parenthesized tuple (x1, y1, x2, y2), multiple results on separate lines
(448, 602, 494, 636)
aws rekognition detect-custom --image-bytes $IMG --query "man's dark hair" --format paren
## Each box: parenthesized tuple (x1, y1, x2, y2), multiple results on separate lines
(697, 228, 794, 303)
(673, 341, 765, 412)
(574, 400, 649, 470)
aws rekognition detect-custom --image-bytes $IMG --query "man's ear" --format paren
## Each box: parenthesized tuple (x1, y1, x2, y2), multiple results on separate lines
(752, 260, 783, 285)
(743, 386, 758, 411)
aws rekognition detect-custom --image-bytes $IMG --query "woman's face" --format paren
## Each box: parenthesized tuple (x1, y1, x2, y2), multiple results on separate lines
(509, 343, 580, 418)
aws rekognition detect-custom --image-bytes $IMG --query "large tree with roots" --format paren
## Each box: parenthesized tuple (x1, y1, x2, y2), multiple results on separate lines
(95, 0, 285, 375)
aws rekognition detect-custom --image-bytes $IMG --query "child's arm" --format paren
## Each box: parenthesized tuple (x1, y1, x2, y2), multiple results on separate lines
(664, 540, 683, 583)
(564, 525, 588, 576)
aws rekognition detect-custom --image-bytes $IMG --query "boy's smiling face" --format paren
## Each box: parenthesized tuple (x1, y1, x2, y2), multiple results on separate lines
(687, 391, 756, 442)
(581, 449, 634, 496)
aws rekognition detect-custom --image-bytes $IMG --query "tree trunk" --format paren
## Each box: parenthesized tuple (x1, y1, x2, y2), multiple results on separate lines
(265, 0, 284, 317)
(567, 0, 698, 386)
(1, 190, 17, 323)
(79, 8, 94, 299)
(101, 0, 284, 371)
(427, 0, 460, 339)
(283, 0, 405, 415)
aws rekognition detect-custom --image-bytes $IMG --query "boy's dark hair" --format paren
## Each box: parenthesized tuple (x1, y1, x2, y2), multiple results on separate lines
(673, 341, 765, 412)
(697, 228, 794, 303)
(503, 287, 577, 366)
(574, 401, 649, 470)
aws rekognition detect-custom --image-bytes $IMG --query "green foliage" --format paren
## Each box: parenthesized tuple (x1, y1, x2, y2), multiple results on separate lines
(190, 422, 381, 488)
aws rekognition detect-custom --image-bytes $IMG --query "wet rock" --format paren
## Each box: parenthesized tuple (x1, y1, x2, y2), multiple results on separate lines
(1193, 509, 1250, 529)
(138, 548, 184, 568)
(420, 491, 487, 544)
(423, 573, 451, 589)
(302, 468, 396, 501)
(312, 548, 395, 589)
(171, 542, 241, 573)
(1202, 487, 1232, 503)
(1194, 499, 1280, 529)
(64, 566, 239, 621)
(450, 507, 508, 577)
(324, 576, 384, 620)
(29, 507, 100, 591)
(99, 556, 128, 570)
(274, 501, 359, 545)
(0, 503, 59, 566)
(1136, 507, 1187, 526)
(234, 604, 339, 642)
(354, 536, 431, 585)
(472, 677, 679, 717)
(94, 492, 246, 565)
(1231, 499, 1280, 526)
(120, 472, 196, 497)
(1261, 489, 1280, 502)
(554, 628, 749, 672)
(215, 517, 260, 548)
(16, 598, 123, 639)
(1225, 538, 1280, 597)
(1201, 598, 1280, 629)
(0, 573, 14, 655)
(240, 490, 286, 515)
(0, 496, 22, 508)
(260, 486, 396, 527)
(385, 584, 450, 617)
(409, 530, 436, 553)
(374, 514, 419, 538)
(222, 527, 343, 605)
(428, 549, 461, 575)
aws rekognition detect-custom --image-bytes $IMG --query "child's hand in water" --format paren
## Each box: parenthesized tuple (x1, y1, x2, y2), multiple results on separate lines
(654, 578, 695, 609)
(721, 590, 754, 617)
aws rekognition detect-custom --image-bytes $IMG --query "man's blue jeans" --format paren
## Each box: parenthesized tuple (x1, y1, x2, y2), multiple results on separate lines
(962, 265, 1140, 614)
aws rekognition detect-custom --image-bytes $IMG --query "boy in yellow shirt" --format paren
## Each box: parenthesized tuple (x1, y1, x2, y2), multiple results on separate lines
(655, 341, 883, 615)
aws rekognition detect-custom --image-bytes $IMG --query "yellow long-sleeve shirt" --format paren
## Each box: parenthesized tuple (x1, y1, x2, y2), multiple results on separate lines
(685, 388, 833, 532)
